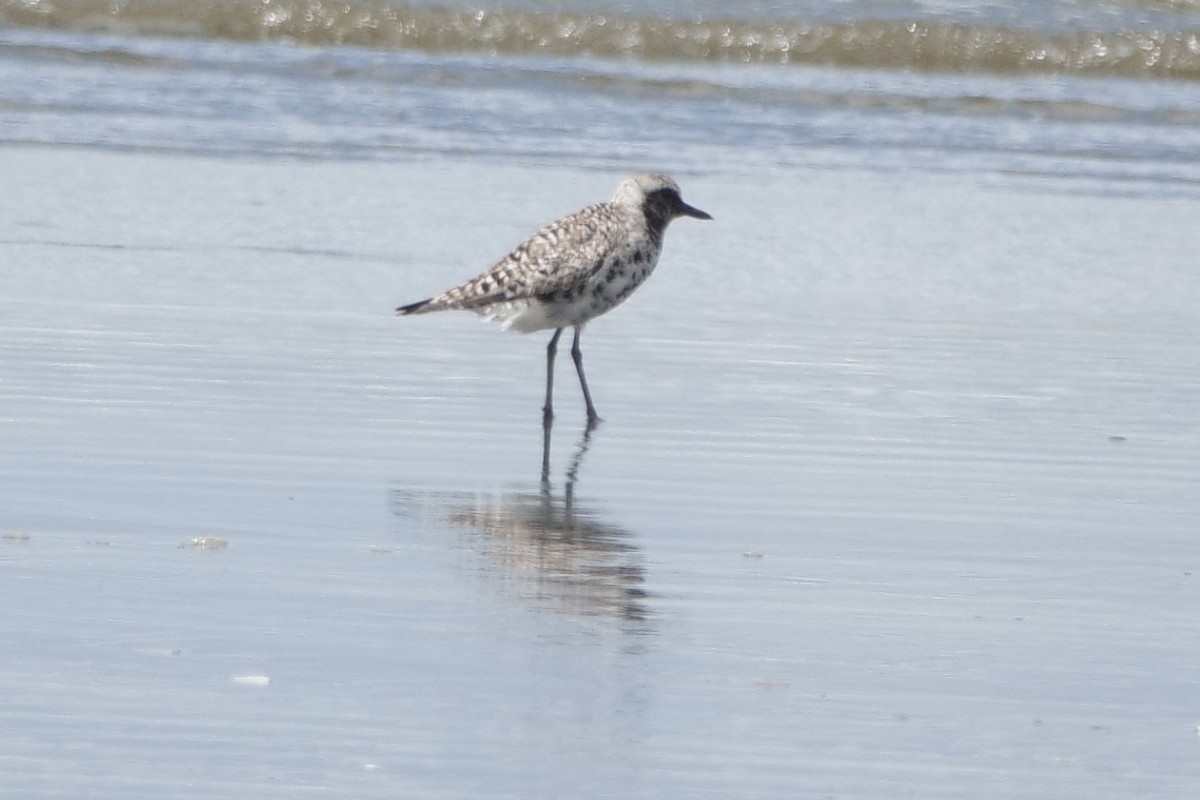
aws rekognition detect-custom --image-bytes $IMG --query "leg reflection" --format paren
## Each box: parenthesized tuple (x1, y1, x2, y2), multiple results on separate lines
(541, 414, 598, 500)
(397, 419, 646, 624)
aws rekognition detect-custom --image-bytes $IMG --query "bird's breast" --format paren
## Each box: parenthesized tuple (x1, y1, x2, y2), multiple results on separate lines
(544, 242, 659, 322)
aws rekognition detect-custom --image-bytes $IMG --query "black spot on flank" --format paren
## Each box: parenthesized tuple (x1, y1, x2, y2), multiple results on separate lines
(632, 250, 645, 264)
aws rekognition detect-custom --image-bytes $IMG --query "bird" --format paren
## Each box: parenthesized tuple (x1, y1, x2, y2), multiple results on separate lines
(396, 173, 711, 425)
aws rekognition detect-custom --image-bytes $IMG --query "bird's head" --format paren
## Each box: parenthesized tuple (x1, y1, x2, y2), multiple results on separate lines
(612, 174, 712, 233)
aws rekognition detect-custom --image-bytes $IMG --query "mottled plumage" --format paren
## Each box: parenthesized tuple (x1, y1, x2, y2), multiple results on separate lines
(397, 173, 711, 424)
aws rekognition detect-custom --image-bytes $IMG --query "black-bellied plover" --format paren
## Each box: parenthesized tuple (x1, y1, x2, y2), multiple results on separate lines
(396, 173, 711, 424)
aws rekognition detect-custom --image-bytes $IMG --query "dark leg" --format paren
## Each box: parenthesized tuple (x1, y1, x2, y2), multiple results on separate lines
(570, 326, 600, 425)
(543, 328, 563, 424)
(540, 408, 553, 487)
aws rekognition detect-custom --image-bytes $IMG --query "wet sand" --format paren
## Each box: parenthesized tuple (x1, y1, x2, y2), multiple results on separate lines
(2, 146, 1198, 798)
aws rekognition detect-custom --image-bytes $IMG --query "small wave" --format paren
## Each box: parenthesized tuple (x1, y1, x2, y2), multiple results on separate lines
(4, 0, 1200, 81)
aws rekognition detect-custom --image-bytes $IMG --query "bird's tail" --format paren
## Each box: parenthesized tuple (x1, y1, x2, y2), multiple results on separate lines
(395, 298, 435, 316)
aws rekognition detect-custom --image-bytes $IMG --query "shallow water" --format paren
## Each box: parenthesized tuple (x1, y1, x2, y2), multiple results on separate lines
(5, 13, 1200, 189)
(7, 0, 1200, 79)
(2, 149, 1198, 797)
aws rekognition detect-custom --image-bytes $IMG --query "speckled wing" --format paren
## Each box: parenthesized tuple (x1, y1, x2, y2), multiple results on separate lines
(398, 203, 629, 315)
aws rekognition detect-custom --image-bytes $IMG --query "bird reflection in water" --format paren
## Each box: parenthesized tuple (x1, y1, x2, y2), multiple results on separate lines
(397, 419, 649, 625)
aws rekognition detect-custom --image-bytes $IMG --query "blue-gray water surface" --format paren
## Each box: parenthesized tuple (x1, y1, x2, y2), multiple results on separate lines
(2, 2, 1200, 795)
(3, 151, 1198, 798)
